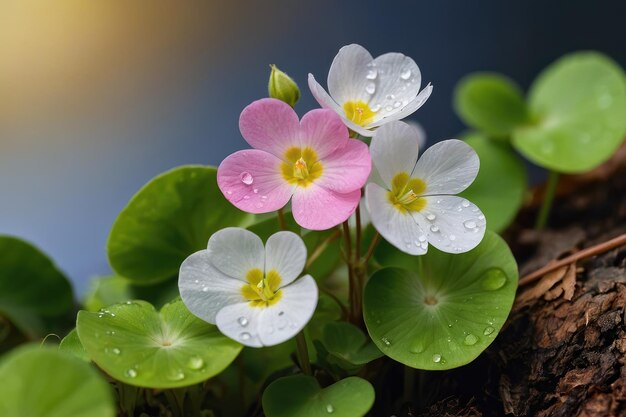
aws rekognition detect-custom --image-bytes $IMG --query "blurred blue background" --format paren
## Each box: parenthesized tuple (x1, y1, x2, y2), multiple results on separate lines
(2, 0, 625, 294)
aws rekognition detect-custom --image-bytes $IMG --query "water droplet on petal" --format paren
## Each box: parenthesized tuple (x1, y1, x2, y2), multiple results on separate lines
(393, 100, 402, 108)
(430, 225, 440, 233)
(418, 235, 427, 242)
(461, 199, 470, 207)
(384, 105, 393, 112)
(426, 213, 436, 221)
(400, 68, 412, 80)
(432, 353, 442, 363)
(464, 334, 478, 346)
(240, 332, 251, 341)
(202, 286, 210, 292)
(240, 172, 253, 185)
(238, 317, 248, 327)
(483, 326, 495, 336)
(386, 94, 395, 100)
(481, 268, 507, 290)
(366, 69, 378, 80)
(365, 83, 376, 94)
(371, 103, 381, 112)
(449, 234, 456, 241)
(478, 214, 485, 221)
(464, 220, 477, 230)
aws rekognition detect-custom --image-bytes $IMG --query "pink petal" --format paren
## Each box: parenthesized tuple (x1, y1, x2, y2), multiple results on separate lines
(217, 149, 293, 213)
(316, 140, 371, 193)
(239, 98, 300, 158)
(291, 185, 361, 230)
(299, 108, 349, 159)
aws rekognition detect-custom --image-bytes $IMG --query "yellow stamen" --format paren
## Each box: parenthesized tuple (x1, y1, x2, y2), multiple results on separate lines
(387, 172, 427, 213)
(281, 147, 323, 187)
(343, 100, 376, 126)
(241, 268, 282, 307)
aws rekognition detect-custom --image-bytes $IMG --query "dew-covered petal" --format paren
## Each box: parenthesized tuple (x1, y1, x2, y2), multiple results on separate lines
(316, 139, 371, 193)
(369, 84, 433, 128)
(298, 108, 350, 159)
(257, 275, 318, 346)
(218, 149, 294, 213)
(365, 183, 428, 256)
(308, 74, 372, 137)
(239, 98, 300, 157)
(206, 228, 265, 281)
(370, 121, 420, 188)
(265, 231, 307, 287)
(215, 302, 265, 348)
(291, 185, 361, 230)
(327, 44, 373, 105)
(179, 250, 246, 323)
(412, 196, 486, 253)
(412, 139, 479, 195)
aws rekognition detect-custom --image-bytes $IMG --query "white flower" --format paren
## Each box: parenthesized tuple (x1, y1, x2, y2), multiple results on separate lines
(178, 228, 318, 347)
(365, 121, 486, 255)
(308, 44, 433, 137)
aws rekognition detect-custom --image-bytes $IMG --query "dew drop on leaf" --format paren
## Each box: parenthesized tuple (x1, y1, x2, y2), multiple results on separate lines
(169, 370, 185, 381)
(187, 356, 204, 370)
(483, 326, 495, 336)
(125, 369, 137, 378)
(381, 337, 391, 346)
(409, 340, 425, 354)
(481, 268, 507, 291)
(326, 404, 335, 413)
(463, 334, 478, 346)
(432, 353, 442, 363)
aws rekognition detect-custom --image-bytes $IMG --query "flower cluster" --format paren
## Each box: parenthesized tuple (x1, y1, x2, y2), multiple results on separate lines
(180, 44, 486, 347)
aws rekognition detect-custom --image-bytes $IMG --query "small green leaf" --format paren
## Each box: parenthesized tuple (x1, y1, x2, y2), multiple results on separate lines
(262, 375, 374, 417)
(76, 299, 242, 388)
(59, 329, 89, 361)
(0, 236, 73, 337)
(83, 275, 179, 311)
(320, 321, 382, 370)
(107, 166, 253, 285)
(367, 230, 517, 370)
(454, 73, 530, 136)
(513, 52, 626, 173)
(459, 133, 527, 232)
(0, 345, 115, 417)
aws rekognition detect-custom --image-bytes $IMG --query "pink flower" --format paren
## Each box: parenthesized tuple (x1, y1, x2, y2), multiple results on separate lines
(218, 98, 371, 230)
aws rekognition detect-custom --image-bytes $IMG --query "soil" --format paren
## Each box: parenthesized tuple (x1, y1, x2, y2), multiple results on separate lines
(401, 145, 626, 417)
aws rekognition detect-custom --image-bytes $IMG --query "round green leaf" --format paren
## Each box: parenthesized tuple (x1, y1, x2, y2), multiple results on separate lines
(262, 375, 374, 417)
(0, 345, 115, 417)
(459, 133, 527, 232)
(0, 236, 73, 337)
(320, 321, 382, 370)
(366, 230, 518, 370)
(107, 166, 253, 284)
(83, 275, 180, 311)
(76, 299, 242, 388)
(454, 73, 530, 136)
(59, 328, 89, 361)
(513, 52, 626, 173)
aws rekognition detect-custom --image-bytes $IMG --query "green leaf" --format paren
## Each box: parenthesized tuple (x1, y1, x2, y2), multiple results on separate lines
(513, 52, 626, 173)
(0, 236, 74, 337)
(320, 321, 382, 371)
(454, 73, 530, 136)
(0, 345, 115, 417)
(76, 298, 242, 388)
(107, 166, 253, 285)
(262, 375, 374, 417)
(459, 133, 527, 232)
(83, 275, 180, 311)
(59, 329, 89, 361)
(366, 230, 517, 370)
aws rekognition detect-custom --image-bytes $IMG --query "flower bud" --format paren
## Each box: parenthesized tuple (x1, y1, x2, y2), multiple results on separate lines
(268, 65, 300, 108)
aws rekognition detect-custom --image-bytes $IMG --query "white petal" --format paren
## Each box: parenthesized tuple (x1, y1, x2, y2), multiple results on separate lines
(215, 302, 265, 348)
(207, 227, 265, 281)
(405, 121, 427, 149)
(412, 196, 486, 253)
(364, 52, 422, 123)
(265, 231, 307, 287)
(412, 139, 479, 195)
(258, 275, 318, 346)
(370, 121, 420, 188)
(308, 74, 372, 137)
(369, 84, 433, 128)
(327, 44, 373, 104)
(178, 250, 245, 324)
(365, 183, 428, 256)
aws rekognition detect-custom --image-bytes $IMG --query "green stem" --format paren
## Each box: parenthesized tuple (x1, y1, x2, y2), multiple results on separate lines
(295, 331, 312, 375)
(342, 221, 358, 323)
(403, 366, 415, 405)
(535, 170, 559, 230)
(355, 205, 362, 261)
(164, 389, 186, 417)
(277, 208, 288, 231)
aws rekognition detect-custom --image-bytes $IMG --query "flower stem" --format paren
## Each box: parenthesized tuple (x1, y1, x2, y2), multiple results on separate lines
(363, 232, 381, 265)
(277, 208, 288, 231)
(342, 221, 358, 322)
(295, 331, 312, 375)
(306, 229, 342, 269)
(535, 170, 559, 230)
(355, 205, 362, 261)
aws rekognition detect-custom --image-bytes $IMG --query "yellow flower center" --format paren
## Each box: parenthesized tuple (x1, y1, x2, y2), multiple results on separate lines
(387, 172, 427, 213)
(241, 268, 282, 307)
(343, 100, 376, 126)
(281, 146, 323, 187)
